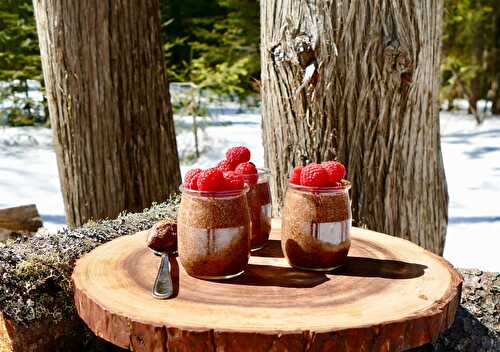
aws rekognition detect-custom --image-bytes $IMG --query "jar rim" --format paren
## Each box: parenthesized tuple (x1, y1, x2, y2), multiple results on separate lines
(287, 180, 351, 193)
(239, 167, 271, 185)
(179, 184, 249, 197)
(244, 167, 270, 177)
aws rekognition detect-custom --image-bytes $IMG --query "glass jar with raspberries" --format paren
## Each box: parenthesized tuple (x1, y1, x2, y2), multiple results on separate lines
(178, 167, 251, 280)
(218, 147, 272, 251)
(282, 161, 352, 271)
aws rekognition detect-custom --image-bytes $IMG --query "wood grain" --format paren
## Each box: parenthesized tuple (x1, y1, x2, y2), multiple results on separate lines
(73, 219, 462, 351)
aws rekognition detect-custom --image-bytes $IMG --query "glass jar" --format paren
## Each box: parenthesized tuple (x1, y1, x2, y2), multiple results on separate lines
(281, 181, 352, 271)
(178, 186, 251, 279)
(243, 168, 272, 251)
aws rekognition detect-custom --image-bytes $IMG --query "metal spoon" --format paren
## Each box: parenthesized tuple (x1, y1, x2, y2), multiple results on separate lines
(151, 250, 177, 299)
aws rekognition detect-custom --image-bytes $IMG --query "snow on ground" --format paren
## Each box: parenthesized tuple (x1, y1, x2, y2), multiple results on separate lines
(0, 126, 65, 231)
(440, 112, 500, 272)
(175, 113, 264, 176)
(0, 112, 498, 271)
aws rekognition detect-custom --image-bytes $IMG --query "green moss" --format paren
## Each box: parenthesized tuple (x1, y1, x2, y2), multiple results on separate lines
(15, 254, 72, 281)
(0, 198, 179, 326)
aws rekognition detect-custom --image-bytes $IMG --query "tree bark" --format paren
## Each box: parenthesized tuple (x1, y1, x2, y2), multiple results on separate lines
(261, 0, 448, 254)
(468, 77, 480, 123)
(492, 8, 500, 115)
(33, 0, 181, 227)
(468, 29, 484, 124)
(492, 80, 500, 115)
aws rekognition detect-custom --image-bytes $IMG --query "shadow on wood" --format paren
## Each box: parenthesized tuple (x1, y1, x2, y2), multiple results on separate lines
(216, 263, 329, 288)
(168, 255, 180, 299)
(252, 239, 427, 280)
(251, 239, 284, 258)
(338, 257, 427, 279)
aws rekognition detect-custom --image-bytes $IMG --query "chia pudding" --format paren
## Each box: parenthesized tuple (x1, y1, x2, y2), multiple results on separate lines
(281, 181, 352, 271)
(178, 186, 251, 279)
(147, 219, 177, 253)
(244, 168, 272, 251)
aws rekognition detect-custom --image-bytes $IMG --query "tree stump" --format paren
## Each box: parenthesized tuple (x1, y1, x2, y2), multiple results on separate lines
(72, 220, 462, 351)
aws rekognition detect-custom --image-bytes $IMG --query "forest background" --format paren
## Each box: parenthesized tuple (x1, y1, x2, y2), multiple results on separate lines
(1, 0, 499, 125)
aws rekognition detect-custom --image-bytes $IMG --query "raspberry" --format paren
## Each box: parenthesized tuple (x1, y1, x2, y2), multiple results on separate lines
(225, 146, 251, 167)
(187, 174, 201, 190)
(300, 163, 329, 187)
(183, 168, 202, 190)
(234, 162, 258, 184)
(235, 162, 257, 174)
(289, 166, 303, 185)
(216, 159, 235, 172)
(197, 168, 224, 191)
(223, 171, 244, 190)
(322, 160, 346, 184)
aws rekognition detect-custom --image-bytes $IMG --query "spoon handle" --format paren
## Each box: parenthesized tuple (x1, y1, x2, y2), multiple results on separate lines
(152, 253, 173, 299)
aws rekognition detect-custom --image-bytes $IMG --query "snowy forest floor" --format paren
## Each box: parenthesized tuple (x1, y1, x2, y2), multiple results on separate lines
(0, 110, 498, 271)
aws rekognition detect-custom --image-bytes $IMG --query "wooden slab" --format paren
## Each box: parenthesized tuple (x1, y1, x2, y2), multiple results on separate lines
(0, 205, 42, 232)
(0, 205, 43, 241)
(72, 219, 462, 352)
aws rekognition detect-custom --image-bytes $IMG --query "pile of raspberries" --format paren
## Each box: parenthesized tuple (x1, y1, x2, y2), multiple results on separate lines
(289, 161, 346, 187)
(183, 146, 258, 192)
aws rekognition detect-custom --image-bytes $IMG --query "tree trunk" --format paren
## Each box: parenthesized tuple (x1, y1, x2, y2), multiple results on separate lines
(261, 0, 448, 254)
(468, 29, 484, 124)
(468, 78, 480, 124)
(33, 0, 181, 227)
(492, 80, 500, 115)
(492, 9, 500, 115)
(23, 78, 32, 118)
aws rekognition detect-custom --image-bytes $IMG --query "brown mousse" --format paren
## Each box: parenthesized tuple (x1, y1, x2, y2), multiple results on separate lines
(147, 219, 177, 253)
(282, 187, 351, 270)
(178, 192, 250, 278)
(246, 181, 272, 249)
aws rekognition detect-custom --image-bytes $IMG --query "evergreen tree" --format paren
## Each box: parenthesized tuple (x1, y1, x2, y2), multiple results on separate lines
(2, 0, 496, 119)
(0, 0, 43, 125)
(161, 0, 260, 98)
(441, 0, 498, 121)
(0, 0, 40, 82)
